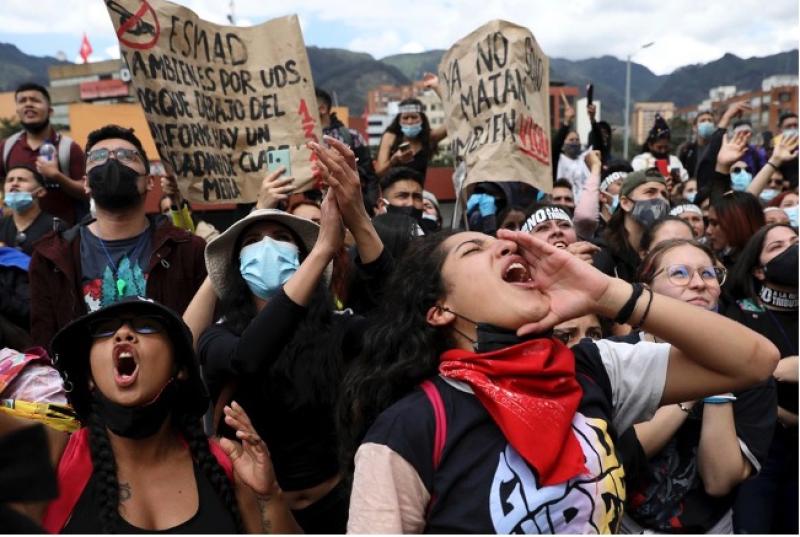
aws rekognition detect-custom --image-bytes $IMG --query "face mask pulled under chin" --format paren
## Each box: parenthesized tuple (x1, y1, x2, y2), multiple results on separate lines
(239, 236, 300, 300)
(92, 380, 176, 438)
(88, 159, 144, 210)
(441, 307, 552, 353)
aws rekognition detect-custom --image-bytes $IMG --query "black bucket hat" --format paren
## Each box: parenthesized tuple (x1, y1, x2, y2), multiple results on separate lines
(50, 297, 209, 423)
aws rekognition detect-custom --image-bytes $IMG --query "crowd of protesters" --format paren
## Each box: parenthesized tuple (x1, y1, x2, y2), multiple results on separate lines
(0, 75, 796, 535)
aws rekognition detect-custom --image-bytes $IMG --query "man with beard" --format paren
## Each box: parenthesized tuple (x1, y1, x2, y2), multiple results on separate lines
(28, 125, 206, 348)
(0, 83, 87, 225)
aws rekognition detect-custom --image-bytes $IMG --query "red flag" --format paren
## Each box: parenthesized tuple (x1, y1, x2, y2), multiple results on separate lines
(79, 33, 92, 64)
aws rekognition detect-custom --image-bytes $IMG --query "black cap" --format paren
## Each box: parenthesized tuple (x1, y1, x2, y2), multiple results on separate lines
(50, 297, 209, 422)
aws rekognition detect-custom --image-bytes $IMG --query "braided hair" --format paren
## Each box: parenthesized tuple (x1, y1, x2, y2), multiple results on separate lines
(87, 404, 244, 533)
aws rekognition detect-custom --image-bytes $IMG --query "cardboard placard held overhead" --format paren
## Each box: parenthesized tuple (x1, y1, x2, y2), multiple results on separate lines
(105, 0, 322, 204)
(438, 20, 551, 194)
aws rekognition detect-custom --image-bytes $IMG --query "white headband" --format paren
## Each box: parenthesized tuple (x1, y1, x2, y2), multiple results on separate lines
(522, 207, 573, 232)
(600, 171, 627, 192)
(398, 104, 422, 114)
(669, 204, 702, 217)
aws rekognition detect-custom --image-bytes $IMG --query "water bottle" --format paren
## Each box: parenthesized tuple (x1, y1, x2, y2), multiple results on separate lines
(39, 142, 56, 161)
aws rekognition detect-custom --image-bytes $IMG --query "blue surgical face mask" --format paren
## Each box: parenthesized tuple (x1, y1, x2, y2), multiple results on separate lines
(239, 236, 300, 300)
(606, 194, 619, 213)
(731, 170, 752, 191)
(697, 121, 715, 139)
(685, 191, 697, 203)
(401, 123, 422, 138)
(784, 205, 799, 228)
(760, 189, 780, 203)
(4, 191, 34, 212)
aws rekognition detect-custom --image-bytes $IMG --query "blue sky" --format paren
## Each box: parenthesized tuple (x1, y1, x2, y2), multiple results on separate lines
(0, 0, 797, 75)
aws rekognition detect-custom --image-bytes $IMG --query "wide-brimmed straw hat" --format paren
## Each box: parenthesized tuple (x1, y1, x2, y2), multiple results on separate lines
(205, 208, 324, 298)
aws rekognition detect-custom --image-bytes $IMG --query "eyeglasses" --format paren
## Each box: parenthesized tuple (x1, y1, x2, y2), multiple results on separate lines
(86, 147, 143, 167)
(653, 264, 727, 286)
(88, 315, 167, 339)
(731, 166, 750, 174)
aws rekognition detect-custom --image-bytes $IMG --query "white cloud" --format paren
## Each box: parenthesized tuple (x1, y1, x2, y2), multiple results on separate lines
(0, 0, 795, 75)
(400, 41, 425, 54)
(105, 44, 120, 60)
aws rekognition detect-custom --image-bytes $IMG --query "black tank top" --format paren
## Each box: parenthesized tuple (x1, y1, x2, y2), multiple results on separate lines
(62, 463, 237, 534)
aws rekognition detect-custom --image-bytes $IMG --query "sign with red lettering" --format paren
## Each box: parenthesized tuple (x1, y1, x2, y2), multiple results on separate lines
(439, 20, 551, 194)
(105, 0, 321, 203)
(79, 79, 130, 100)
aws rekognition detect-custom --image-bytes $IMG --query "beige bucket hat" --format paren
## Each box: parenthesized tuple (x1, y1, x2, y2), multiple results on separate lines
(205, 209, 324, 298)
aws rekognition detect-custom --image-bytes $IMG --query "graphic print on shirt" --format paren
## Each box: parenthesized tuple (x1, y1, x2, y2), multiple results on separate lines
(489, 414, 625, 534)
(82, 256, 147, 311)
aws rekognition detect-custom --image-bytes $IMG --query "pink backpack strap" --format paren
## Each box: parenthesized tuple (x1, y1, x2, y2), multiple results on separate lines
(42, 428, 93, 533)
(208, 438, 234, 483)
(420, 379, 446, 470)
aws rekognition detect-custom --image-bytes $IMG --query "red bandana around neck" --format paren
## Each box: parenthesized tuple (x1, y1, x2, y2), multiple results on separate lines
(439, 338, 586, 486)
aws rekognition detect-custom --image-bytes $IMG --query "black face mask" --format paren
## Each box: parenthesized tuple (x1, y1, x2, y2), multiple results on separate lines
(88, 159, 144, 211)
(22, 118, 50, 135)
(386, 204, 423, 221)
(650, 150, 669, 160)
(440, 307, 551, 353)
(764, 245, 798, 289)
(419, 214, 441, 233)
(92, 381, 176, 438)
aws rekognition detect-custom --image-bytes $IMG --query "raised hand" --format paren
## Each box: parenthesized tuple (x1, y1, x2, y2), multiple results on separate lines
(771, 132, 799, 165)
(719, 101, 752, 129)
(565, 241, 600, 264)
(561, 91, 575, 125)
(584, 149, 602, 172)
(256, 168, 294, 210)
(314, 188, 345, 257)
(716, 129, 751, 173)
(309, 136, 370, 230)
(219, 401, 280, 499)
(586, 103, 597, 121)
(160, 174, 183, 207)
(497, 229, 611, 335)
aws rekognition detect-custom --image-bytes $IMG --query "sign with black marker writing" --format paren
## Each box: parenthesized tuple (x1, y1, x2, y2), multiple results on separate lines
(439, 20, 551, 193)
(105, 0, 321, 203)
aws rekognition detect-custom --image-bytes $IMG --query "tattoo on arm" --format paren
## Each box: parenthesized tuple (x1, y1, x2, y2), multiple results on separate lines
(119, 482, 132, 502)
(256, 495, 272, 534)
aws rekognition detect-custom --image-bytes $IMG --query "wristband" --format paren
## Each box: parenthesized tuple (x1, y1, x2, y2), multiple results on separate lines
(766, 161, 779, 170)
(703, 395, 737, 404)
(614, 283, 644, 324)
(632, 287, 654, 330)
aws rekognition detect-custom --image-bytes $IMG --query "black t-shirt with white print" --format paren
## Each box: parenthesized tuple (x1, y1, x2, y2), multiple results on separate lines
(615, 331, 777, 534)
(361, 338, 669, 534)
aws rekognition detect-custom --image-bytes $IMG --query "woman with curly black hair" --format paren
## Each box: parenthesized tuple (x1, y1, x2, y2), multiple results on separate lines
(339, 228, 778, 534)
(197, 137, 387, 533)
(40, 298, 295, 533)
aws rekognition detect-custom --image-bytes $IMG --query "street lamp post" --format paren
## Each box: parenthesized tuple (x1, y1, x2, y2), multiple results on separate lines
(623, 42, 654, 160)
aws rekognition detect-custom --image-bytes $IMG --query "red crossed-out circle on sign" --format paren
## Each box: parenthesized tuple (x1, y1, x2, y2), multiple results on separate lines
(115, 1, 161, 50)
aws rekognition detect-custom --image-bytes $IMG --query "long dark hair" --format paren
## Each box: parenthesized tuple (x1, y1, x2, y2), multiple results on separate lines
(710, 191, 765, 253)
(727, 223, 797, 302)
(88, 406, 242, 533)
(217, 225, 344, 410)
(385, 98, 434, 155)
(602, 206, 633, 255)
(337, 231, 456, 474)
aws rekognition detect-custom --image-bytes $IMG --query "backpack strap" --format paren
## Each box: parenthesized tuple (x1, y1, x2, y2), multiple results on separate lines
(42, 427, 93, 534)
(2, 131, 24, 175)
(420, 379, 446, 470)
(56, 135, 73, 175)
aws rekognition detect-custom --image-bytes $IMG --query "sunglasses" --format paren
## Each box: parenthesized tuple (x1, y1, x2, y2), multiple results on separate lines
(731, 166, 750, 174)
(86, 147, 143, 167)
(653, 264, 727, 287)
(88, 315, 167, 339)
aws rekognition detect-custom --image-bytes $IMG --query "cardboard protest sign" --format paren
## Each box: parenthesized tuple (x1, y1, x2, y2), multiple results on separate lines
(105, 0, 321, 203)
(438, 20, 551, 194)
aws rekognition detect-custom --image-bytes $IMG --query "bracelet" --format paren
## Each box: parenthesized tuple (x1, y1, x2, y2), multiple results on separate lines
(632, 287, 654, 330)
(614, 283, 644, 324)
(766, 161, 779, 170)
(703, 395, 737, 404)
(678, 402, 692, 413)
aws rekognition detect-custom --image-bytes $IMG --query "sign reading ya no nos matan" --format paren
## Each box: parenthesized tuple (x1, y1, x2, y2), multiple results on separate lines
(439, 20, 551, 194)
(105, 0, 322, 203)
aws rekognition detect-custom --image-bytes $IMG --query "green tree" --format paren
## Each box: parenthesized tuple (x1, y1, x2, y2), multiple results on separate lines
(0, 117, 20, 139)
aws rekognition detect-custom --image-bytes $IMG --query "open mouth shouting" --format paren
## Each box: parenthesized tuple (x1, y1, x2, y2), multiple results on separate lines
(502, 255, 535, 288)
(113, 344, 140, 388)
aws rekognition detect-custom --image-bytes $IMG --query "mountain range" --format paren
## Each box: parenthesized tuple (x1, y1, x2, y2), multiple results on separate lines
(0, 41, 796, 126)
